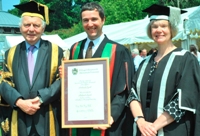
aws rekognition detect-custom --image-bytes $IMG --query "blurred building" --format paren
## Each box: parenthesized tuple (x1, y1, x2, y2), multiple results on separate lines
(0, 1, 20, 69)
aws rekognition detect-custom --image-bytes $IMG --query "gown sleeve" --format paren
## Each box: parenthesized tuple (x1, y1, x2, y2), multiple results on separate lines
(176, 52, 200, 112)
(125, 88, 140, 106)
(164, 97, 185, 122)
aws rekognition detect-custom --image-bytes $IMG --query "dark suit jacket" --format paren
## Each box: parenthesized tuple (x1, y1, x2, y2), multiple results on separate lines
(0, 39, 64, 136)
(70, 35, 134, 136)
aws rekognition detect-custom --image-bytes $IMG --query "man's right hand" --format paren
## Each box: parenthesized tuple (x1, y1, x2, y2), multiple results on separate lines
(16, 98, 40, 115)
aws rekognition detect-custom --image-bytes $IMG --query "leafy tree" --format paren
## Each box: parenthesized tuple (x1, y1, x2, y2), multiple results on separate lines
(99, 0, 157, 25)
(45, 22, 84, 39)
(46, 0, 159, 38)
(47, 0, 77, 31)
(74, 0, 101, 7)
(158, 0, 200, 8)
(8, 0, 80, 32)
(7, 0, 200, 39)
(8, 0, 101, 32)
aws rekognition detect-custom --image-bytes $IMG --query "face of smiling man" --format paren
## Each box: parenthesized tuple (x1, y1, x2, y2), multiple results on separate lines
(20, 16, 45, 45)
(81, 9, 105, 40)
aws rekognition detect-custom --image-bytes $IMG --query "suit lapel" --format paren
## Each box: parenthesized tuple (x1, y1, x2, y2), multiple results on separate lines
(19, 42, 31, 86)
(32, 40, 49, 85)
(11, 42, 31, 88)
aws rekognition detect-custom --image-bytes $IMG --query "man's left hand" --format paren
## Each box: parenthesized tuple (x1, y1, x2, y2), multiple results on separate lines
(93, 116, 114, 130)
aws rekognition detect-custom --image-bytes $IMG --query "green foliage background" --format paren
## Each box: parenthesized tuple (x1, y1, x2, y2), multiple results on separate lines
(8, 0, 200, 39)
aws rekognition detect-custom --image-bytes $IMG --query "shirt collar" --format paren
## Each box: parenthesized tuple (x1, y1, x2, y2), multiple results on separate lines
(25, 40, 40, 51)
(86, 34, 105, 47)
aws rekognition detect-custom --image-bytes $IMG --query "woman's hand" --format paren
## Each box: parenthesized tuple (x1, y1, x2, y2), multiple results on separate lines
(152, 111, 174, 131)
(137, 118, 157, 136)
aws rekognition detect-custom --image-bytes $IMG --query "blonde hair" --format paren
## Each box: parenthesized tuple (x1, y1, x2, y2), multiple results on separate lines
(147, 20, 178, 39)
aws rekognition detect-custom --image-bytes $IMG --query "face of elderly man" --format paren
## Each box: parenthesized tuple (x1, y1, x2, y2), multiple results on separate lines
(140, 49, 147, 58)
(20, 16, 45, 46)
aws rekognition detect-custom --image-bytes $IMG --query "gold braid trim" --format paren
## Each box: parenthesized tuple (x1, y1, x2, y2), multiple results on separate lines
(49, 43, 58, 136)
(1, 118, 9, 133)
(0, 45, 16, 87)
(5, 45, 18, 135)
(50, 44, 58, 85)
(0, 70, 14, 87)
(0, 45, 17, 133)
(11, 110, 18, 136)
(7, 45, 16, 78)
(49, 105, 55, 136)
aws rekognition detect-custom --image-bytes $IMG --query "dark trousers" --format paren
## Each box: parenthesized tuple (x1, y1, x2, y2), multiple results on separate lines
(77, 128, 91, 136)
(28, 123, 40, 136)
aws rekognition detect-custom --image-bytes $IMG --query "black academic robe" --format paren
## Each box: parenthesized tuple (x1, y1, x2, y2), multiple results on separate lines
(0, 39, 68, 136)
(69, 35, 134, 136)
(133, 48, 200, 136)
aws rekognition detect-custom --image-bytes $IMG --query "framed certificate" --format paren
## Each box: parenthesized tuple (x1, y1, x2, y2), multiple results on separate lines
(61, 58, 111, 128)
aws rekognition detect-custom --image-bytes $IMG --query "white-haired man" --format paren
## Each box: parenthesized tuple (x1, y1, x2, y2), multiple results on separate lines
(131, 48, 143, 71)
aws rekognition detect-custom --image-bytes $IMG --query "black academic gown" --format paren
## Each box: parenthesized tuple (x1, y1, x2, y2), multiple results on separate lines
(133, 48, 200, 136)
(0, 39, 68, 136)
(69, 35, 134, 136)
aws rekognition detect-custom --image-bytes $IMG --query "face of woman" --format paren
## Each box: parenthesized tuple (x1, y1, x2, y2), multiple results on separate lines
(150, 20, 172, 44)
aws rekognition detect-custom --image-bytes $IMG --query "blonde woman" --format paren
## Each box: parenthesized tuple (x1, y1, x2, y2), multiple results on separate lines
(126, 4, 200, 136)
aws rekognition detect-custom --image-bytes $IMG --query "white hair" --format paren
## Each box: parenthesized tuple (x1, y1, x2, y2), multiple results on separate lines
(131, 48, 139, 55)
(19, 16, 46, 28)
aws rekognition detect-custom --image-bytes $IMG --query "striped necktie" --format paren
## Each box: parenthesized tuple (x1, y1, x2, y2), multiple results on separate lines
(85, 41, 94, 58)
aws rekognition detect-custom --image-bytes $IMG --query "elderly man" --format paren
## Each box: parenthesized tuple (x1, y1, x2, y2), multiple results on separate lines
(140, 48, 147, 59)
(131, 48, 143, 71)
(0, 1, 67, 136)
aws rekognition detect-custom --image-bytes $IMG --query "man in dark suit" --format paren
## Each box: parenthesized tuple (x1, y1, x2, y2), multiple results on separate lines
(62, 2, 134, 136)
(0, 1, 67, 136)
